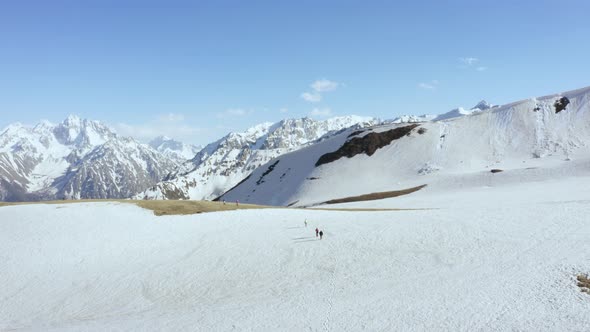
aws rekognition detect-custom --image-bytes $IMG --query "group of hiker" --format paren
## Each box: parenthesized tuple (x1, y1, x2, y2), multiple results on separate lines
(304, 219, 324, 240)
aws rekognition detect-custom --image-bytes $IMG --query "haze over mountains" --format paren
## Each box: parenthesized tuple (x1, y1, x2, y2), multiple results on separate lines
(148, 136, 202, 163)
(1, 86, 588, 203)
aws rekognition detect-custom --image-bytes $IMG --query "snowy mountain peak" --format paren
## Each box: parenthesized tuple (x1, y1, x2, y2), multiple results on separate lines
(391, 100, 495, 124)
(3, 121, 28, 133)
(149, 135, 173, 147)
(53, 116, 115, 148)
(471, 100, 492, 110)
(437, 107, 472, 120)
(432, 100, 495, 122)
(32, 120, 55, 134)
(323, 115, 375, 125)
(64, 114, 82, 126)
(244, 122, 274, 136)
(35, 119, 53, 128)
(149, 135, 202, 161)
(392, 114, 436, 124)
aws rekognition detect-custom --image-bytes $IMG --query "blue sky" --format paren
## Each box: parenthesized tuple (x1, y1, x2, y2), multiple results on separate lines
(1, 0, 589, 145)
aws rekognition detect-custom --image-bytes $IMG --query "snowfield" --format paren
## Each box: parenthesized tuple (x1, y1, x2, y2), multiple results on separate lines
(2, 175, 590, 331)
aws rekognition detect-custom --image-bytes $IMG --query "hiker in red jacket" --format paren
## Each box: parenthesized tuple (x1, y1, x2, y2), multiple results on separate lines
(315, 228, 319, 237)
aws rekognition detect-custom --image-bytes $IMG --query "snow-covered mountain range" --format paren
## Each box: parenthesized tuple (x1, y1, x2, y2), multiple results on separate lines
(0, 116, 178, 201)
(3, 86, 589, 204)
(135, 116, 380, 200)
(219, 87, 590, 206)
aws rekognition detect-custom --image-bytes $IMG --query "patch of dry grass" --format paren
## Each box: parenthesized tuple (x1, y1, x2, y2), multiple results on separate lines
(321, 185, 427, 205)
(577, 274, 590, 293)
(0, 199, 426, 216)
(134, 200, 267, 216)
(0, 199, 270, 216)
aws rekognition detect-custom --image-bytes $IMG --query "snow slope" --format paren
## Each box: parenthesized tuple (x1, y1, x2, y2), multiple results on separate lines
(1, 175, 590, 331)
(220, 86, 590, 206)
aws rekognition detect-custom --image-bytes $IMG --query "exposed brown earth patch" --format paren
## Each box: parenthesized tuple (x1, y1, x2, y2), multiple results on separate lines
(321, 184, 427, 205)
(577, 274, 590, 293)
(315, 124, 420, 167)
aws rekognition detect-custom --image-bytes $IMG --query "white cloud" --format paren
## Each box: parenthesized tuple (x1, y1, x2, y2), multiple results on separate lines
(300, 79, 340, 103)
(159, 113, 185, 122)
(216, 108, 252, 119)
(418, 83, 435, 90)
(311, 79, 339, 92)
(460, 57, 479, 66)
(459, 58, 488, 72)
(301, 92, 322, 103)
(418, 80, 439, 90)
(227, 109, 247, 116)
(279, 108, 289, 114)
(310, 107, 333, 117)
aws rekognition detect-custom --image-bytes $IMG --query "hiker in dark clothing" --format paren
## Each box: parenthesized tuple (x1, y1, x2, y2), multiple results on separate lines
(319, 230, 323, 240)
(315, 228, 319, 237)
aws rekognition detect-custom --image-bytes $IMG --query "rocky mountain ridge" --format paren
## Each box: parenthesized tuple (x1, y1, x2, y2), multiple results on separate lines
(136, 116, 381, 200)
(0, 116, 178, 201)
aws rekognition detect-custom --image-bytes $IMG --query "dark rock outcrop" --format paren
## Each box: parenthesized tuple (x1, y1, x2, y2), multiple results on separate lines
(554, 97, 570, 113)
(315, 124, 419, 167)
(256, 160, 280, 185)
